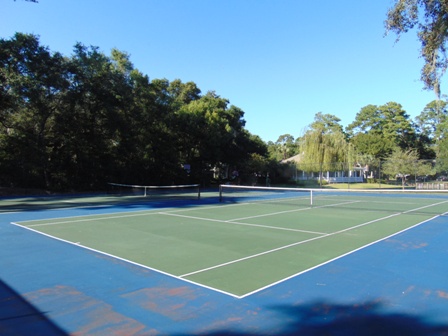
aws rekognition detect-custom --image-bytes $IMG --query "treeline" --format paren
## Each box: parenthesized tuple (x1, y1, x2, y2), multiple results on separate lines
(267, 103, 448, 183)
(2, 33, 447, 192)
(0, 33, 267, 191)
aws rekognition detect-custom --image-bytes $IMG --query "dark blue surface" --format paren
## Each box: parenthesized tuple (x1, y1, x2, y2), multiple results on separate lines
(1, 201, 447, 335)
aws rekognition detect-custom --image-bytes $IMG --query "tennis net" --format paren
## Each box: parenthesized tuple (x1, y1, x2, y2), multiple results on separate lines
(107, 183, 201, 200)
(219, 185, 448, 216)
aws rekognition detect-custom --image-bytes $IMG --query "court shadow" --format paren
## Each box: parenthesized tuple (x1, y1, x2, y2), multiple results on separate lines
(203, 300, 448, 336)
(0, 193, 220, 213)
(0, 279, 67, 336)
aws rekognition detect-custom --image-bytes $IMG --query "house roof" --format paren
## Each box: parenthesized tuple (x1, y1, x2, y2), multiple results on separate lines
(280, 153, 302, 164)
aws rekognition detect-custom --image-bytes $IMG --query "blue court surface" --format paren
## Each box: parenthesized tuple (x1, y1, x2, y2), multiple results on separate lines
(1, 194, 448, 335)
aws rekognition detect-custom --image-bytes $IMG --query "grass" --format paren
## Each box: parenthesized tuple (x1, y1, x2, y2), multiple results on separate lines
(274, 181, 408, 190)
(324, 183, 406, 189)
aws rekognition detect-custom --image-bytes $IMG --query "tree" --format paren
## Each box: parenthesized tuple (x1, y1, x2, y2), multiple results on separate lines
(58, 43, 134, 188)
(269, 134, 297, 161)
(437, 130, 448, 172)
(0, 34, 264, 190)
(168, 79, 201, 107)
(348, 132, 391, 160)
(382, 148, 434, 188)
(0, 33, 69, 188)
(380, 102, 416, 149)
(299, 113, 347, 186)
(414, 99, 447, 162)
(311, 112, 344, 133)
(347, 102, 416, 159)
(346, 104, 382, 134)
(416, 99, 448, 140)
(175, 91, 249, 183)
(386, 0, 448, 96)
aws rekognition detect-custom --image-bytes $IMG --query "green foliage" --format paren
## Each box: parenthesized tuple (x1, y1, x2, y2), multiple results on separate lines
(310, 112, 344, 134)
(0, 33, 70, 188)
(382, 148, 435, 187)
(298, 113, 348, 185)
(0, 33, 265, 190)
(416, 100, 448, 140)
(3, 31, 448, 191)
(436, 128, 448, 172)
(386, 0, 448, 95)
(346, 102, 416, 159)
(415, 99, 447, 161)
(267, 134, 299, 161)
(175, 91, 253, 183)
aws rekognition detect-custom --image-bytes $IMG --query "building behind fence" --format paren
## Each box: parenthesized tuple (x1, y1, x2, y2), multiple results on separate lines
(281, 155, 447, 186)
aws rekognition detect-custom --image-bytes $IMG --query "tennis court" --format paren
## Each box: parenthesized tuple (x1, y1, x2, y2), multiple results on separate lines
(10, 186, 448, 298)
(2, 185, 448, 334)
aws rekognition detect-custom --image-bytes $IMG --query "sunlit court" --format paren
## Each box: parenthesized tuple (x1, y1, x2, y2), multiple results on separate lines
(10, 186, 448, 298)
(4, 1, 448, 334)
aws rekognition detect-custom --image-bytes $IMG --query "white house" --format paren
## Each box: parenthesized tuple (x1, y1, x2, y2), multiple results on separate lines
(281, 154, 365, 183)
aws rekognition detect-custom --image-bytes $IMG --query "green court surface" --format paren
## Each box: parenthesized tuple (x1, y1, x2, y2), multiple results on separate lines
(13, 189, 448, 298)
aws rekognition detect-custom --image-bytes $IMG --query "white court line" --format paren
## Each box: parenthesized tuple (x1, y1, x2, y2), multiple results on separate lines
(240, 213, 445, 298)
(10, 221, 241, 299)
(10, 199, 448, 299)
(179, 212, 402, 278)
(19, 196, 326, 229)
(180, 199, 448, 279)
(317, 196, 423, 205)
(401, 200, 448, 213)
(159, 212, 327, 235)
(0, 203, 109, 215)
(20, 199, 258, 226)
(21, 201, 285, 228)
(0, 211, 21, 215)
(228, 200, 361, 221)
(158, 199, 363, 236)
(25, 211, 161, 227)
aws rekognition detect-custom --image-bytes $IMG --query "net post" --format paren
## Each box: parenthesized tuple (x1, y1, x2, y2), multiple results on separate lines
(310, 189, 313, 206)
(197, 184, 201, 199)
(219, 185, 223, 202)
(144, 187, 147, 197)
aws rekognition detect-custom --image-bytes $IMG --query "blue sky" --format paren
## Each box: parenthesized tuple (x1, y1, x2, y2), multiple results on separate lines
(2, 0, 440, 143)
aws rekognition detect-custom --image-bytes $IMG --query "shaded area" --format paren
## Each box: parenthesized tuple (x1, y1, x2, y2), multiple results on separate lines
(0, 280, 67, 336)
(272, 301, 448, 336)
(0, 191, 219, 213)
(202, 301, 448, 335)
(3, 279, 448, 336)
